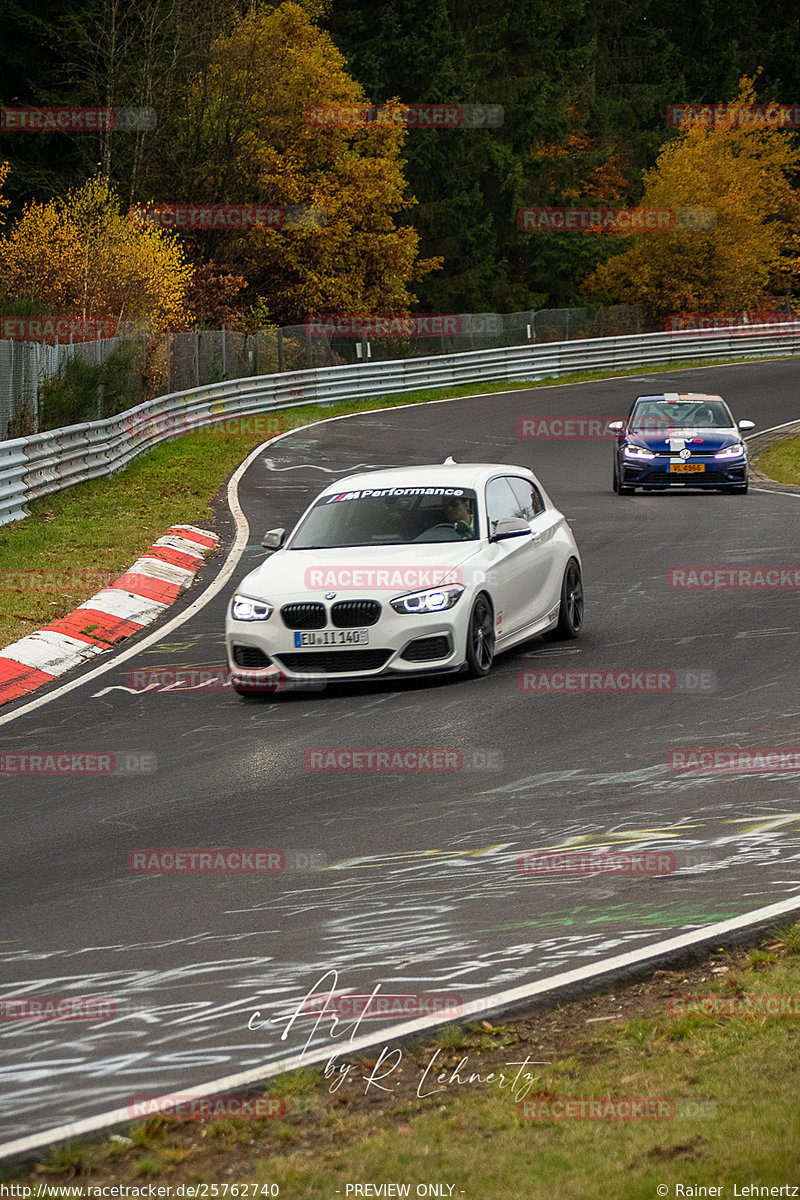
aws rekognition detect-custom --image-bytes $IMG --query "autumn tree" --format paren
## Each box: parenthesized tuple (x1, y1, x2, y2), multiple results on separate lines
(0, 162, 10, 228)
(176, 1, 441, 323)
(583, 77, 800, 316)
(0, 175, 193, 330)
(530, 129, 628, 207)
(184, 261, 248, 327)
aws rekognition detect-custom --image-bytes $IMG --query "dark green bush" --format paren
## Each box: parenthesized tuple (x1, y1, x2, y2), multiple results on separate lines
(39, 343, 145, 431)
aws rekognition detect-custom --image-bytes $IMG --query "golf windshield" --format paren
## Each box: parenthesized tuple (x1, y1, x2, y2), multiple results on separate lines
(289, 487, 480, 548)
(630, 400, 733, 431)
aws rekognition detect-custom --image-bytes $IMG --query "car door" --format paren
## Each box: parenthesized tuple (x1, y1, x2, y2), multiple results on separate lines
(506, 476, 564, 621)
(483, 475, 541, 640)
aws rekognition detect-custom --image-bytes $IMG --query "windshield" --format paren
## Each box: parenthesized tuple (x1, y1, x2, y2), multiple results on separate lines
(289, 487, 480, 548)
(630, 399, 733, 431)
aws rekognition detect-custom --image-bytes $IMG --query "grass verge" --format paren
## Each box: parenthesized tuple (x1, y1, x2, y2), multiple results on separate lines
(2, 922, 798, 1194)
(0, 355, 784, 650)
(756, 434, 800, 486)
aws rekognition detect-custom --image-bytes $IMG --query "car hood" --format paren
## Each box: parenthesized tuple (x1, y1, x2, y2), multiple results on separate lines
(627, 427, 742, 453)
(238, 541, 484, 601)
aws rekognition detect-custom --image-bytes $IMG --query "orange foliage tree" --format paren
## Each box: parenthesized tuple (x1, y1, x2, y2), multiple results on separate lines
(531, 129, 629, 206)
(179, 1, 441, 324)
(0, 176, 194, 331)
(583, 77, 800, 317)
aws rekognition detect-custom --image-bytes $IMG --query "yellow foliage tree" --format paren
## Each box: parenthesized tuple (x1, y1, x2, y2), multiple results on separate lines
(583, 77, 800, 317)
(0, 162, 10, 229)
(0, 176, 193, 331)
(180, 1, 441, 323)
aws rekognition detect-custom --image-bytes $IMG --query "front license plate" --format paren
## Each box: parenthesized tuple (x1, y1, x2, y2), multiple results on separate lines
(294, 630, 369, 647)
(670, 463, 705, 473)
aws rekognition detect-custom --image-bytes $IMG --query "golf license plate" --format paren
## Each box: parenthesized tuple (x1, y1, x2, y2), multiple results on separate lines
(670, 463, 705, 473)
(294, 630, 369, 647)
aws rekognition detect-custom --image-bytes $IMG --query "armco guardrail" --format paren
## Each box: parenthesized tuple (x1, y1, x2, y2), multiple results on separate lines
(2, 323, 800, 526)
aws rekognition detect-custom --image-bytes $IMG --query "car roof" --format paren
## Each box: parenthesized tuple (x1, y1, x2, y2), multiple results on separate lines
(317, 462, 536, 494)
(633, 392, 726, 404)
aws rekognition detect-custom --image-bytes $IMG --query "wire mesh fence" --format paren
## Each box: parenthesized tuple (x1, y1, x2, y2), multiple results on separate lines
(1, 306, 651, 439)
(0, 335, 142, 439)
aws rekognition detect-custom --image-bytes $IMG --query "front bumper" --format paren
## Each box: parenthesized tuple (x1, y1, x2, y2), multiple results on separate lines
(620, 454, 747, 488)
(226, 601, 471, 684)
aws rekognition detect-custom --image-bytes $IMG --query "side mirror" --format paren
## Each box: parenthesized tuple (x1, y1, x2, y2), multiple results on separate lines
(490, 516, 531, 542)
(262, 527, 285, 550)
(738, 419, 756, 431)
(607, 420, 624, 433)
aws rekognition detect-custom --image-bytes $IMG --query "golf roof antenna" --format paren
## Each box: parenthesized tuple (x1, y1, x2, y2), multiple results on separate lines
(443, 456, 457, 465)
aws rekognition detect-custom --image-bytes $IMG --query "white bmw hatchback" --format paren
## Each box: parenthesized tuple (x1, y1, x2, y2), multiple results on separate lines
(226, 461, 583, 691)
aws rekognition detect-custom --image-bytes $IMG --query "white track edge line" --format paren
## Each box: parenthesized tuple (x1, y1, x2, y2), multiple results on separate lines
(1, 892, 798, 1160)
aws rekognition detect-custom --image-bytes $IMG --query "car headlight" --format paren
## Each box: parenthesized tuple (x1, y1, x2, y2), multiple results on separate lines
(623, 444, 655, 460)
(714, 442, 745, 460)
(231, 594, 273, 621)
(390, 585, 465, 614)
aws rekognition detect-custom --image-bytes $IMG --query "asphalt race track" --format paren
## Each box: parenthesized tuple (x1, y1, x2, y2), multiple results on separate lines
(1, 359, 799, 1151)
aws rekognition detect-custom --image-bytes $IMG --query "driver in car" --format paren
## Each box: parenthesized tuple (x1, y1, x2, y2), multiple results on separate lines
(441, 494, 475, 538)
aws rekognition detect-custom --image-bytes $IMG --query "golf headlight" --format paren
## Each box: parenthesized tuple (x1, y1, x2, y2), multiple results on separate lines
(624, 444, 655, 460)
(715, 442, 745, 460)
(231, 594, 273, 621)
(390, 584, 465, 614)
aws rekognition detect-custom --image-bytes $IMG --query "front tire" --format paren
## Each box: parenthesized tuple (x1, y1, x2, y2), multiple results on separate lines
(544, 558, 584, 640)
(465, 593, 495, 678)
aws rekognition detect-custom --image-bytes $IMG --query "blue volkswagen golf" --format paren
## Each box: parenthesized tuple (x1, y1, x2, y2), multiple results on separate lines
(609, 392, 755, 495)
